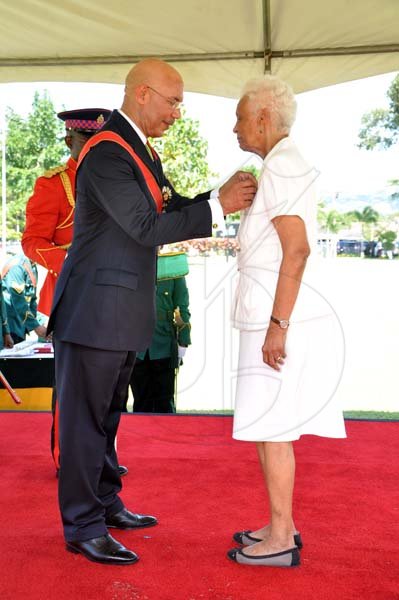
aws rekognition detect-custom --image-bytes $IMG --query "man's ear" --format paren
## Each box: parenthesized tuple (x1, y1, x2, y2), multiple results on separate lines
(135, 84, 148, 106)
(258, 107, 268, 125)
(64, 135, 73, 150)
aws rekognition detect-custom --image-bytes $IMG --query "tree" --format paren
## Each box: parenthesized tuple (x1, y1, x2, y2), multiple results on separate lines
(1, 99, 216, 240)
(358, 74, 399, 150)
(378, 229, 396, 252)
(349, 206, 380, 241)
(358, 75, 399, 233)
(151, 108, 217, 197)
(1, 92, 66, 239)
(317, 203, 348, 234)
(388, 178, 399, 203)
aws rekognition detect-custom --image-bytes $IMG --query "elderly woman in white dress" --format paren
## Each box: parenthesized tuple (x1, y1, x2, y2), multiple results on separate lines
(228, 76, 346, 567)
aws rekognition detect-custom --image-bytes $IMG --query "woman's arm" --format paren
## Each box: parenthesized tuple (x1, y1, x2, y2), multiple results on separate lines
(262, 215, 310, 371)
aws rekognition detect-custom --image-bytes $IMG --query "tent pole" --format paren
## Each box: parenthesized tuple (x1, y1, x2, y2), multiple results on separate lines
(0, 45, 397, 67)
(0, 103, 6, 253)
(262, 0, 272, 72)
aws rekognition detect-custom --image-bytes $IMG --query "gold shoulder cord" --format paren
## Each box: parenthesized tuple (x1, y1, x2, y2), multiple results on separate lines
(43, 164, 68, 178)
(56, 171, 75, 230)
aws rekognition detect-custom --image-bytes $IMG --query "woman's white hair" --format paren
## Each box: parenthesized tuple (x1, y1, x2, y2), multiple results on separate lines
(241, 76, 297, 133)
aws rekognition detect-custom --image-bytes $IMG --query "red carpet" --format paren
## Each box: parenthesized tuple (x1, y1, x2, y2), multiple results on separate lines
(0, 414, 398, 600)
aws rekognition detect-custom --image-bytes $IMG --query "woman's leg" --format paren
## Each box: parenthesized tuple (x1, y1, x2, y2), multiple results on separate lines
(244, 441, 296, 556)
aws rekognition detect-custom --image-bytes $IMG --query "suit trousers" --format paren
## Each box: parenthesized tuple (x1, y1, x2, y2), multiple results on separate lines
(131, 354, 176, 413)
(54, 338, 136, 542)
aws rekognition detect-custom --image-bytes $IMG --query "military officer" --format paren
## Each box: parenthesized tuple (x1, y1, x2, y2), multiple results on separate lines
(0, 284, 14, 350)
(21, 109, 118, 472)
(22, 108, 112, 316)
(130, 251, 191, 413)
(1, 253, 47, 343)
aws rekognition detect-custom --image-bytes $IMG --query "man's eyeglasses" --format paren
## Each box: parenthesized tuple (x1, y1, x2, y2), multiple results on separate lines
(146, 85, 183, 111)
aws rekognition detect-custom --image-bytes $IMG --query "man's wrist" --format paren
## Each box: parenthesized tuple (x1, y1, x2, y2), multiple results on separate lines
(208, 197, 226, 235)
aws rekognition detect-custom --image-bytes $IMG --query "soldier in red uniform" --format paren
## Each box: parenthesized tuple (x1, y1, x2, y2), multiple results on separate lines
(22, 109, 114, 473)
(22, 108, 112, 316)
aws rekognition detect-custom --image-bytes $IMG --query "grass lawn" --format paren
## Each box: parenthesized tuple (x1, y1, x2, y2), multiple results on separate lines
(178, 410, 399, 421)
(343, 410, 399, 421)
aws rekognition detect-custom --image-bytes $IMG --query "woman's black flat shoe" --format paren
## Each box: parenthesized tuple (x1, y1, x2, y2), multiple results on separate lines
(227, 546, 300, 567)
(233, 530, 303, 549)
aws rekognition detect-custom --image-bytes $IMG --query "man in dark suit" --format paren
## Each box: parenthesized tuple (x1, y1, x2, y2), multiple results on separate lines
(48, 58, 257, 566)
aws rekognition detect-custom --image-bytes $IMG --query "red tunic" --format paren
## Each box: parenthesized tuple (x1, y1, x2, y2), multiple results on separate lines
(22, 157, 76, 316)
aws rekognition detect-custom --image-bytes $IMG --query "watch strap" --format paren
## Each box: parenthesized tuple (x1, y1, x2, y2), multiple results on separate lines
(270, 315, 290, 328)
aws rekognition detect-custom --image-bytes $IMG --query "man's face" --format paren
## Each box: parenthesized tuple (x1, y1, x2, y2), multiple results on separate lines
(233, 97, 261, 154)
(140, 77, 183, 138)
(65, 131, 92, 161)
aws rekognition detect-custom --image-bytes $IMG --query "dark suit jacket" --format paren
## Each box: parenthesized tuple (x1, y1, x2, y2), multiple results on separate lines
(48, 110, 212, 351)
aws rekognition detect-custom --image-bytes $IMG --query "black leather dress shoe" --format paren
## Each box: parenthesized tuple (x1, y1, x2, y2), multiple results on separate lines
(118, 465, 128, 477)
(106, 508, 158, 530)
(66, 533, 139, 565)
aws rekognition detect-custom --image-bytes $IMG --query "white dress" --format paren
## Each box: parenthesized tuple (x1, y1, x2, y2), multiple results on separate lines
(231, 137, 346, 442)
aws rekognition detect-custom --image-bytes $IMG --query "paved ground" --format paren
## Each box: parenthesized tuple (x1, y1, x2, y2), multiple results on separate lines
(177, 255, 399, 412)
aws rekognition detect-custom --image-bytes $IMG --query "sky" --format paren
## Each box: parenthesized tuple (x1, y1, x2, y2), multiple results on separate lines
(0, 71, 398, 195)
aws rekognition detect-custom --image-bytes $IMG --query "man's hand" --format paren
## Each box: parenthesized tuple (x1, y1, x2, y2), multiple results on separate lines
(178, 345, 187, 366)
(219, 171, 257, 216)
(34, 325, 48, 339)
(3, 334, 14, 349)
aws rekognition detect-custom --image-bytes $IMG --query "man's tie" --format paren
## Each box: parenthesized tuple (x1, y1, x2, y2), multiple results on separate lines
(145, 141, 154, 161)
(145, 140, 163, 182)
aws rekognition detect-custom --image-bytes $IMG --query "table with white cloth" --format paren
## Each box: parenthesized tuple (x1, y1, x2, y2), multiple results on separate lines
(0, 341, 54, 410)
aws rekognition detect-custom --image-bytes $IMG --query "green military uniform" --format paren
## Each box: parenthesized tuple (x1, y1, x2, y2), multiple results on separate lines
(0, 284, 11, 350)
(130, 252, 191, 413)
(1, 254, 41, 343)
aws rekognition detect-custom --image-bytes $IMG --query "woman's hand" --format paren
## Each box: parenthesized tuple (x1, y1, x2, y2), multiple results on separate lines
(262, 323, 287, 371)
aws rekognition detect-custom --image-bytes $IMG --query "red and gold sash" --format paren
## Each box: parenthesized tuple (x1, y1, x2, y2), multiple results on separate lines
(77, 131, 163, 214)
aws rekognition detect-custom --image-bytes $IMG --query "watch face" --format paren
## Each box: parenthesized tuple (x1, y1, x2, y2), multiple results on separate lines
(280, 320, 289, 329)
